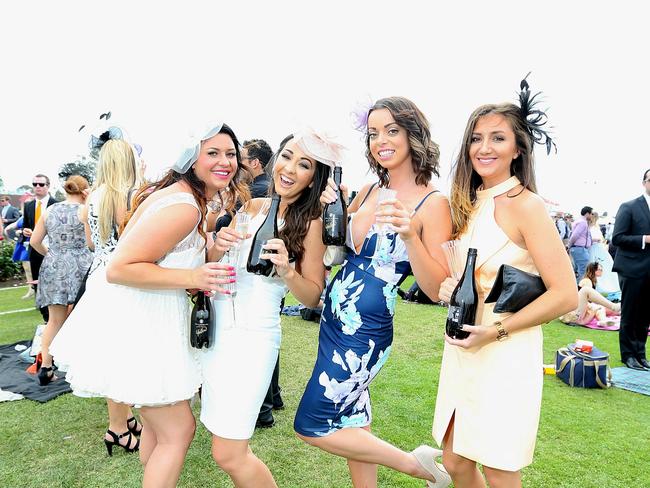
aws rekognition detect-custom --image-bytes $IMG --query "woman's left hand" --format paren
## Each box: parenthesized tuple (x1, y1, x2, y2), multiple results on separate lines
(261, 238, 294, 279)
(445, 324, 498, 350)
(375, 199, 417, 242)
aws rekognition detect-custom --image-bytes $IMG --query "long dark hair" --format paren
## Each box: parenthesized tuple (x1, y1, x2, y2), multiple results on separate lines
(450, 103, 537, 238)
(583, 262, 600, 288)
(365, 96, 440, 188)
(125, 124, 250, 245)
(270, 134, 329, 266)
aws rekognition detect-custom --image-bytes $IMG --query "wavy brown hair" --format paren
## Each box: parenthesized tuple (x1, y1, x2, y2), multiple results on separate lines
(583, 262, 600, 288)
(124, 124, 250, 245)
(268, 134, 329, 266)
(365, 96, 440, 188)
(450, 103, 538, 238)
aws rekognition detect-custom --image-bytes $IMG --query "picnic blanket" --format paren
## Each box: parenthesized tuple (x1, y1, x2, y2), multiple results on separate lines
(611, 367, 650, 396)
(0, 340, 71, 402)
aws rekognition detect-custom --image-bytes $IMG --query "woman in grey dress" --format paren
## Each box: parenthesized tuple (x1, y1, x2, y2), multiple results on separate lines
(30, 175, 93, 385)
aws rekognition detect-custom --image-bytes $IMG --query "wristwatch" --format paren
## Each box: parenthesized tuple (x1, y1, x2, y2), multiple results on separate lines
(494, 321, 509, 341)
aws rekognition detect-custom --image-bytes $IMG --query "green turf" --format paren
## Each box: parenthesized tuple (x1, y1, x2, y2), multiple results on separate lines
(0, 284, 648, 487)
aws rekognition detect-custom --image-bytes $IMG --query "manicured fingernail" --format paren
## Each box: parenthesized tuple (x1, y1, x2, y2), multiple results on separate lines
(229, 279, 236, 283)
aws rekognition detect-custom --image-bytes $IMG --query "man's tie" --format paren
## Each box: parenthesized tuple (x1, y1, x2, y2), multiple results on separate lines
(35, 200, 42, 224)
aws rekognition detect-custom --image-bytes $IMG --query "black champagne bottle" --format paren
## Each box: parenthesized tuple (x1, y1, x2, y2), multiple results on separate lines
(445, 248, 478, 340)
(322, 166, 347, 246)
(190, 292, 214, 349)
(246, 194, 280, 276)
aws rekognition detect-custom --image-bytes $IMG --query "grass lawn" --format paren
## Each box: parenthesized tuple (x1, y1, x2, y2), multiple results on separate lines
(1, 283, 649, 487)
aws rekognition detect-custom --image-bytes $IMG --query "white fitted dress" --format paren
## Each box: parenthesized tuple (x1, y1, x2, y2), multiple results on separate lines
(51, 192, 204, 407)
(200, 208, 287, 439)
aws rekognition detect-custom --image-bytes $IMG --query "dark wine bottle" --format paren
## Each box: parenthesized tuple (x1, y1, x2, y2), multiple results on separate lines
(445, 248, 478, 340)
(246, 194, 280, 276)
(190, 292, 214, 349)
(322, 166, 347, 246)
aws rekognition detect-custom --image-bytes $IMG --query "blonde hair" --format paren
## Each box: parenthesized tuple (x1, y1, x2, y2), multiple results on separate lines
(93, 139, 139, 244)
(64, 175, 90, 195)
(450, 103, 537, 238)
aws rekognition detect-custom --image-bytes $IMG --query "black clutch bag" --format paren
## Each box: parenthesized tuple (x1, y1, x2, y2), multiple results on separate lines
(484, 264, 546, 313)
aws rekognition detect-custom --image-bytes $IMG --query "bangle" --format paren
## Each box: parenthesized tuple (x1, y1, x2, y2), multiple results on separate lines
(494, 321, 509, 342)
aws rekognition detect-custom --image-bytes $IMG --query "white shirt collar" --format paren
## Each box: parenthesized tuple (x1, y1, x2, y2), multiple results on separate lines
(36, 195, 50, 205)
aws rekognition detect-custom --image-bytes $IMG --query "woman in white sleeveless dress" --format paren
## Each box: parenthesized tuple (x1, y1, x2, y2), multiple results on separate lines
(201, 130, 341, 487)
(588, 213, 620, 295)
(51, 123, 249, 487)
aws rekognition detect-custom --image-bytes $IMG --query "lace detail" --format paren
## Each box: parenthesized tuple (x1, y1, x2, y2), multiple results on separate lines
(87, 190, 119, 274)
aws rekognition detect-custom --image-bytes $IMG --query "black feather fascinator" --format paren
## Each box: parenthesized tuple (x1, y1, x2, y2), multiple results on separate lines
(89, 126, 123, 151)
(518, 72, 556, 155)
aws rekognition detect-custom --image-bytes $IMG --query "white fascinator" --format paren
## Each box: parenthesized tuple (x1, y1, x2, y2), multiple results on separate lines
(173, 122, 224, 174)
(292, 128, 346, 169)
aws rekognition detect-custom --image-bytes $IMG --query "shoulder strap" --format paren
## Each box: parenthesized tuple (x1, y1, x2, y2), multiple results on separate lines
(413, 190, 440, 213)
(358, 182, 378, 209)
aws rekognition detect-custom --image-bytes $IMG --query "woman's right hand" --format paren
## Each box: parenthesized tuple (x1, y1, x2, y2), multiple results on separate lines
(320, 177, 348, 205)
(190, 262, 236, 295)
(438, 277, 458, 304)
(213, 226, 248, 253)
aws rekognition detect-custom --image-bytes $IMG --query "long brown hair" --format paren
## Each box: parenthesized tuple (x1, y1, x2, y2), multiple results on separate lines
(124, 124, 250, 245)
(450, 103, 537, 238)
(583, 262, 600, 288)
(269, 134, 330, 265)
(365, 96, 440, 188)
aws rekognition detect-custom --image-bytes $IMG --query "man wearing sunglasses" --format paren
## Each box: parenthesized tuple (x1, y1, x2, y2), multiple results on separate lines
(612, 168, 650, 371)
(22, 174, 59, 322)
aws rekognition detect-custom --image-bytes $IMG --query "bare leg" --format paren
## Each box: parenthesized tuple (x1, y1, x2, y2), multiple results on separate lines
(483, 466, 521, 488)
(139, 401, 195, 488)
(441, 415, 485, 488)
(139, 415, 157, 467)
(105, 399, 138, 451)
(296, 427, 437, 484)
(40, 304, 68, 367)
(577, 288, 618, 315)
(21, 262, 34, 298)
(347, 426, 378, 488)
(211, 435, 277, 488)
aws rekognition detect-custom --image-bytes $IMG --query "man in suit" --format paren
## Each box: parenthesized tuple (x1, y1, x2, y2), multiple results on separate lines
(0, 195, 21, 227)
(22, 174, 58, 322)
(612, 168, 650, 370)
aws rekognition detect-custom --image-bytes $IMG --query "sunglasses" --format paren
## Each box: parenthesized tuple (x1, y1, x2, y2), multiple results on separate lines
(32, 182, 48, 187)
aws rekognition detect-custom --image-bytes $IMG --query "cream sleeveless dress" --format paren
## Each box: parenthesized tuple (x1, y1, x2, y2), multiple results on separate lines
(432, 176, 543, 471)
(51, 192, 204, 407)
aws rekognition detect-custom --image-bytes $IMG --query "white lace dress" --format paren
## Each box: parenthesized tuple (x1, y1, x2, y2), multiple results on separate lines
(51, 192, 204, 407)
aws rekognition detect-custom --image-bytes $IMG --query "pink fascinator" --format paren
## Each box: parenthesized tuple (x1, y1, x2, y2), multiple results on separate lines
(293, 128, 346, 170)
(350, 96, 374, 134)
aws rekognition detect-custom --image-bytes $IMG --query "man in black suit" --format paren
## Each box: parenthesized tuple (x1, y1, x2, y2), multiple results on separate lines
(612, 168, 650, 371)
(22, 174, 58, 322)
(1, 195, 21, 226)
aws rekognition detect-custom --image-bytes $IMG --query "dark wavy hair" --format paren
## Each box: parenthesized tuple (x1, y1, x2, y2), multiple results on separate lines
(583, 262, 601, 288)
(269, 134, 330, 266)
(125, 124, 250, 245)
(365, 96, 440, 187)
(243, 139, 273, 168)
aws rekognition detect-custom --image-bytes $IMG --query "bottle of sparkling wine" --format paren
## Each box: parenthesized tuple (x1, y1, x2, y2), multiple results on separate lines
(246, 194, 280, 276)
(445, 248, 478, 340)
(322, 166, 347, 246)
(190, 292, 213, 349)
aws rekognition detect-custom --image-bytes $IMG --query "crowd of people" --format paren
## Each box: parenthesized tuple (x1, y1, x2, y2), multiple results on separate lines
(1, 74, 649, 488)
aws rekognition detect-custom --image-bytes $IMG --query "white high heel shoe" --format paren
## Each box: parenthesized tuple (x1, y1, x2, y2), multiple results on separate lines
(412, 445, 452, 488)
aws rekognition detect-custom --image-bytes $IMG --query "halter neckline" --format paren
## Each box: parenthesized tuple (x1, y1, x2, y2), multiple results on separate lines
(476, 176, 521, 200)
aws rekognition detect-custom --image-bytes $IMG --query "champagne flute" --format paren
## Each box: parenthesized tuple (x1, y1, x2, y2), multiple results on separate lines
(221, 248, 239, 328)
(373, 188, 398, 260)
(441, 240, 466, 280)
(234, 211, 251, 268)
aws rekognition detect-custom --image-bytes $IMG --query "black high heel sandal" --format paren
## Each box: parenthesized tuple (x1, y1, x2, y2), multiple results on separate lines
(127, 416, 143, 436)
(37, 366, 55, 386)
(104, 429, 140, 456)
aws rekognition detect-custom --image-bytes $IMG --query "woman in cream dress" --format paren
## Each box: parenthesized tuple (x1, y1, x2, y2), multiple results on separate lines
(434, 78, 577, 487)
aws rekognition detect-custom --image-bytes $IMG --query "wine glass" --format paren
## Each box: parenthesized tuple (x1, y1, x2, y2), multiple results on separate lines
(221, 248, 239, 328)
(373, 188, 397, 260)
(234, 211, 251, 268)
(441, 240, 466, 280)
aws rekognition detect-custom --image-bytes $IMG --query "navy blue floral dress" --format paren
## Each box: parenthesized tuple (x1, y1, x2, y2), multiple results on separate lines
(294, 187, 436, 437)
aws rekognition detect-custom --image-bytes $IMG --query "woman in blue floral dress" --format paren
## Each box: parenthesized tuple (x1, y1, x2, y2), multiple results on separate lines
(294, 97, 453, 487)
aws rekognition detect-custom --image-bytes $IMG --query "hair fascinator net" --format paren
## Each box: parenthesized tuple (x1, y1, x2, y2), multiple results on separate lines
(173, 122, 223, 174)
(292, 128, 346, 170)
(518, 72, 557, 155)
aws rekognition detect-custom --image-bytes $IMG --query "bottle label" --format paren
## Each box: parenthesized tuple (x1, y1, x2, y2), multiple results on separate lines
(324, 214, 339, 233)
(447, 305, 460, 325)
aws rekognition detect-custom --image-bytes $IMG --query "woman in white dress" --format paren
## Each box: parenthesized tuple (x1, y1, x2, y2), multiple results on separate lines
(51, 123, 248, 487)
(588, 212, 620, 295)
(201, 129, 340, 487)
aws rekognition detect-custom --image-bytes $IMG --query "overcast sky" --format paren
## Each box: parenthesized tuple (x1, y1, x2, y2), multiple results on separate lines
(1, 1, 648, 219)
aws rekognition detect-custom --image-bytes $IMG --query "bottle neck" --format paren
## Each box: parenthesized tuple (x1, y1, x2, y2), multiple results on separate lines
(463, 250, 477, 275)
(333, 167, 342, 186)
